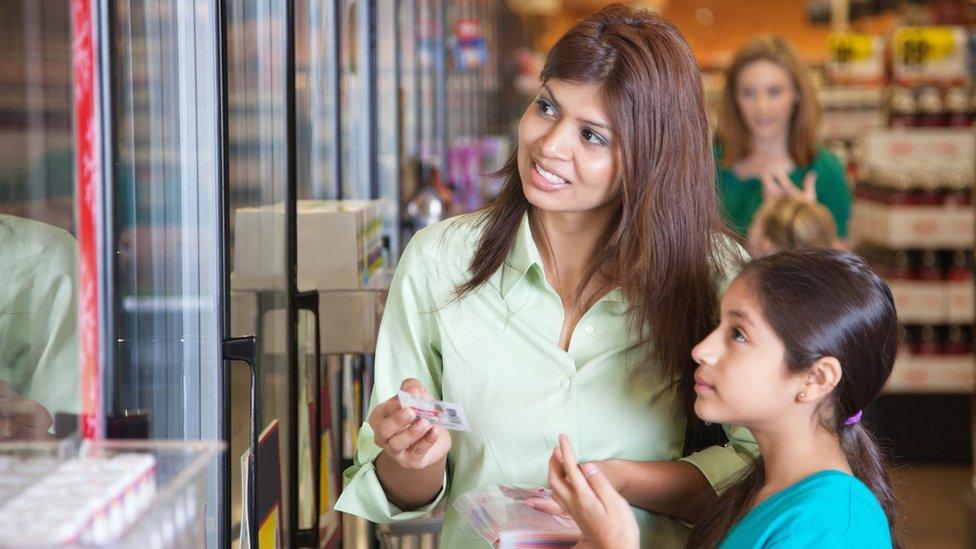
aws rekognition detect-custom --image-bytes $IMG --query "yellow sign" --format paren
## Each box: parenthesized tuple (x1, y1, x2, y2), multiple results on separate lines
(893, 27, 960, 65)
(827, 33, 876, 64)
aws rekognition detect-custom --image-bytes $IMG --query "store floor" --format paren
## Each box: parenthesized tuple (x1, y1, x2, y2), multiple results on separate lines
(893, 465, 972, 548)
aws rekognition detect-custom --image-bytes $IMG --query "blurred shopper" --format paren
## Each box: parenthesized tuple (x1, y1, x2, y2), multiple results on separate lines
(716, 36, 852, 241)
(335, 5, 755, 548)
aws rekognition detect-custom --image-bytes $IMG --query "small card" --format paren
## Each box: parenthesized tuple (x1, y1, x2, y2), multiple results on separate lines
(397, 390, 471, 432)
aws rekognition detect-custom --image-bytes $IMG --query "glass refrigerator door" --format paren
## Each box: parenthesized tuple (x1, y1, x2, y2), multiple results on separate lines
(225, 0, 293, 545)
(376, 0, 400, 255)
(106, 0, 224, 545)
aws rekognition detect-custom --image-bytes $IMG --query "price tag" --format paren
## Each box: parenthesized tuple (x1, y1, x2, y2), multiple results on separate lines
(826, 33, 883, 84)
(892, 26, 968, 84)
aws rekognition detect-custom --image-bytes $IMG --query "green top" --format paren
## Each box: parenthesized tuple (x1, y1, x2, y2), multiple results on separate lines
(0, 214, 79, 418)
(716, 146, 852, 238)
(335, 213, 758, 549)
(720, 470, 892, 548)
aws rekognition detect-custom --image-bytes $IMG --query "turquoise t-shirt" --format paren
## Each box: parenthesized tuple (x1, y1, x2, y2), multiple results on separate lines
(720, 470, 892, 548)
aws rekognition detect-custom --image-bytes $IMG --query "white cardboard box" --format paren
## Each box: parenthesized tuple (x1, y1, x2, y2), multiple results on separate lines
(852, 201, 974, 249)
(885, 353, 974, 393)
(233, 200, 384, 291)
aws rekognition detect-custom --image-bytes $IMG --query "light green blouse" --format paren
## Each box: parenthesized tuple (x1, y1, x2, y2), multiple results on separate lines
(0, 214, 79, 420)
(335, 213, 757, 548)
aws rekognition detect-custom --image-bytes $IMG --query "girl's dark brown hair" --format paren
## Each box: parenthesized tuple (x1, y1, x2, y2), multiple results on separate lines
(687, 250, 900, 548)
(719, 35, 820, 168)
(456, 5, 735, 406)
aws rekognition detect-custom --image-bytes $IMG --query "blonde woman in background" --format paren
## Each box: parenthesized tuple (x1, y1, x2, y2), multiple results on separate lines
(716, 36, 852, 241)
(748, 195, 839, 258)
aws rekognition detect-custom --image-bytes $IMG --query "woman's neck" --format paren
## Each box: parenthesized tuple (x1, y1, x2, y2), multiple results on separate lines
(751, 415, 851, 498)
(530, 205, 615, 302)
(749, 132, 790, 159)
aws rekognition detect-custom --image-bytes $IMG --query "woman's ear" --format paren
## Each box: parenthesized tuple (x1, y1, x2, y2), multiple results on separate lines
(800, 356, 843, 402)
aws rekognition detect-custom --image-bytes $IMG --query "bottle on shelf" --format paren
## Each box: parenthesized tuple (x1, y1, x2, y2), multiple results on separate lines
(917, 250, 943, 281)
(889, 250, 914, 281)
(913, 325, 942, 356)
(888, 86, 916, 128)
(945, 86, 973, 127)
(943, 325, 972, 355)
(943, 170, 972, 206)
(915, 87, 945, 127)
(946, 250, 973, 281)
(914, 170, 944, 206)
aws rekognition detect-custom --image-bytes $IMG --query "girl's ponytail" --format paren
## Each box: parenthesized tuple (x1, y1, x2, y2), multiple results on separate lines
(841, 422, 901, 548)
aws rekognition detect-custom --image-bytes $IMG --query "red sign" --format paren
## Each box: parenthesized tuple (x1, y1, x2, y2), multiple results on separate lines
(71, 0, 101, 439)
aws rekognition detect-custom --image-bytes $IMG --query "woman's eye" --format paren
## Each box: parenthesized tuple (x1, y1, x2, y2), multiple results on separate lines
(731, 327, 746, 343)
(581, 128, 606, 146)
(535, 99, 556, 116)
(768, 86, 783, 98)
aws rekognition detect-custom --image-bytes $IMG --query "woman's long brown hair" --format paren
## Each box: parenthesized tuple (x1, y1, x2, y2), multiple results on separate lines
(687, 250, 901, 548)
(719, 35, 820, 168)
(456, 4, 735, 404)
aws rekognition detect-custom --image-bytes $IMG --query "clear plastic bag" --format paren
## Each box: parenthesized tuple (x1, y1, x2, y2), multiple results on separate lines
(453, 484, 580, 548)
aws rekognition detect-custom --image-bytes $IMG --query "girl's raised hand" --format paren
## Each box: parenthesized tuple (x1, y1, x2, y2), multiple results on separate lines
(547, 435, 639, 549)
(761, 170, 817, 202)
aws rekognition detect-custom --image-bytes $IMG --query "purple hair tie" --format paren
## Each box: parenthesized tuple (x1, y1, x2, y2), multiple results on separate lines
(844, 410, 863, 426)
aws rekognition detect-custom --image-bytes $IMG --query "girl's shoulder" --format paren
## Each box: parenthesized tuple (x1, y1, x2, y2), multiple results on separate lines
(771, 471, 889, 540)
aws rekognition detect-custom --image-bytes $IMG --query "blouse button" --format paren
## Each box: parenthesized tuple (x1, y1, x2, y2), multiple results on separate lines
(561, 377, 571, 388)
(583, 324, 594, 334)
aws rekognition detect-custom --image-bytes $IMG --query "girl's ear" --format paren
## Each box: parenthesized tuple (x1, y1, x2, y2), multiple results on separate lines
(801, 356, 843, 402)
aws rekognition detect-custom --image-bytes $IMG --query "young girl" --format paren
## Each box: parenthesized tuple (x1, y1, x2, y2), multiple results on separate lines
(544, 250, 898, 548)
(747, 195, 838, 258)
(716, 36, 852, 241)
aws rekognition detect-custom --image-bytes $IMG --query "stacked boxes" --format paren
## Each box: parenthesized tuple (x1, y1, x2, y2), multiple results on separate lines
(854, 128, 976, 393)
(0, 454, 157, 545)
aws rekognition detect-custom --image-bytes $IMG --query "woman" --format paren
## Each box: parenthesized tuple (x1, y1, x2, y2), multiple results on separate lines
(545, 250, 898, 548)
(335, 6, 755, 548)
(716, 36, 852, 240)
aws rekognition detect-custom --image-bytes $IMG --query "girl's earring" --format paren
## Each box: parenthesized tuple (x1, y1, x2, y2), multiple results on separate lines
(796, 392, 806, 402)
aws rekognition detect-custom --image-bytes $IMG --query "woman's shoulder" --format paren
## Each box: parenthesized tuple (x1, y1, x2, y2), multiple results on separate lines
(811, 146, 846, 175)
(399, 212, 488, 284)
(406, 212, 485, 260)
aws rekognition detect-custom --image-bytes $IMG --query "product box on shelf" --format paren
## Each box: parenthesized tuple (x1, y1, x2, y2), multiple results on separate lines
(891, 26, 969, 86)
(853, 201, 974, 248)
(853, 128, 975, 248)
(886, 353, 975, 393)
(232, 199, 385, 291)
(826, 33, 886, 86)
(0, 439, 222, 548)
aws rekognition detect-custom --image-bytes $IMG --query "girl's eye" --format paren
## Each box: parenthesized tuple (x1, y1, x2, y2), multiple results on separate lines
(731, 327, 747, 343)
(581, 128, 606, 146)
(535, 99, 556, 117)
